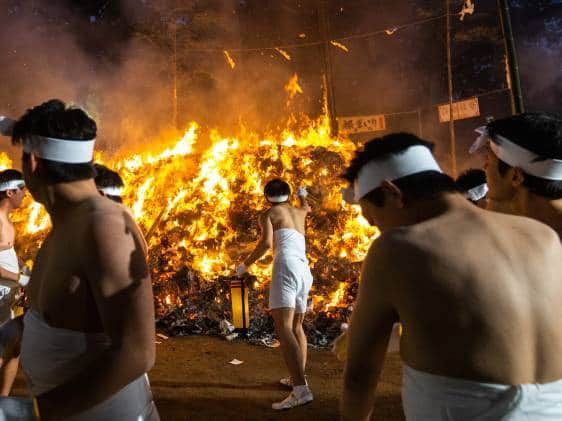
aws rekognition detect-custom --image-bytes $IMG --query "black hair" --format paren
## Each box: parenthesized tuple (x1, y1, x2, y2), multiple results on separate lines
(343, 132, 457, 207)
(94, 163, 124, 203)
(487, 112, 562, 199)
(264, 178, 290, 203)
(0, 169, 24, 201)
(456, 169, 487, 192)
(11, 99, 97, 183)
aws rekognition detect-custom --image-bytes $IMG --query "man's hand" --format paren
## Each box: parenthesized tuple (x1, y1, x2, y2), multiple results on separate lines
(297, 186, 308, 198)
(235, 263, 247, 277)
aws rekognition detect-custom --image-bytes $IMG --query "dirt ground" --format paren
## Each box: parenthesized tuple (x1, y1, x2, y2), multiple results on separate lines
(12, 336, 405, 420)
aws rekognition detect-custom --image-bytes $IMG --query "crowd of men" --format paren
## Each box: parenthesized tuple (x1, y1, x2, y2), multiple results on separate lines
(0, 99, 560, 420)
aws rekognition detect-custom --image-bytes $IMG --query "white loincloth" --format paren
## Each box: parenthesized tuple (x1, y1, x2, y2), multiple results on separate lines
(0, 247, 18, 275)
(269, 229, 313, 313)
(402, 364, 562, 420)
(22, 309, 159, 420)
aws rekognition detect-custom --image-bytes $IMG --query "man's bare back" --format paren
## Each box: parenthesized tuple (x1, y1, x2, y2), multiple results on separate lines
(265, 202, 308, 235)
(28, 195, 148, 332)
(363, 200, 562, 385)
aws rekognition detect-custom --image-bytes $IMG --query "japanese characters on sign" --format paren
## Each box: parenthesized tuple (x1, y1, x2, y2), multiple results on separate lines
(438, 97, 480, 122)
(337, 114, 386, 135)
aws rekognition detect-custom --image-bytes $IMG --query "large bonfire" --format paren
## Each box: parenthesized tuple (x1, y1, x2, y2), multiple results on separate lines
(2, 77, 379, 346)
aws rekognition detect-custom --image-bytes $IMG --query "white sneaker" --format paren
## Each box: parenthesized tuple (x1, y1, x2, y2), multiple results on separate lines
(272, 388, 314, 410)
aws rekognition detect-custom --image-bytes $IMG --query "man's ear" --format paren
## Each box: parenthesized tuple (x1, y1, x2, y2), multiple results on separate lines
(380, 180, 405, 208)
(511, 167, 525, 188)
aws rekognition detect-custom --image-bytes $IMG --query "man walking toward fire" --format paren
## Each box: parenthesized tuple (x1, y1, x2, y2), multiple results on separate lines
(236, 178, 314, 410)
(0, 169, 29, 396)
(340, 133, 562, 420)
(10, 99, 159, 420)
(474, 112, 562, 238)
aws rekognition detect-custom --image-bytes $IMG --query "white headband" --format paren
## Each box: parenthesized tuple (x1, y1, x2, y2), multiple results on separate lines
(98, 186, 123, 196)
(267, 195, 289, 203)
(0, 116, 15, 136)
(472, 126, 562, 180)
(0, 179, 25, 192)
(350, 145, 442, 203)
(23, 135, 96, 163)
(466, 183, 488, 202)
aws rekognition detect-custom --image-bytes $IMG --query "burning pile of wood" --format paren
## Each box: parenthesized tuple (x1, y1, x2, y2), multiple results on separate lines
(10, 115, 378, 348)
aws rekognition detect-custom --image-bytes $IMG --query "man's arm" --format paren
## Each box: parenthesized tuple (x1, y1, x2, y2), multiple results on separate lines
(37, 211, 155, 419)
(341, 238, 399, 421)
(241, 212, 273, 269)
(0, 266, 19, 282)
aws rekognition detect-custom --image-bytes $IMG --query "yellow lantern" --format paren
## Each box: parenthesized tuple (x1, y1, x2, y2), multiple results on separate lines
(230, 279, 250, 330)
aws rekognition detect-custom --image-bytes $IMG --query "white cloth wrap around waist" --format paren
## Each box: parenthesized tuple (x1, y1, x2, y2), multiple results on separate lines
(21, 309, 111, 395)
(22, 310, 158, 420)
(402, 364, 562, 420)
(0, 248, 19, 274)
(273, 228, 307, 261)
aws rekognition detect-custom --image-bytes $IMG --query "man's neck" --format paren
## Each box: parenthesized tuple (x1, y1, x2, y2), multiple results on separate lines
(403, 193, 467, 226)
(46, 180, 100, 224)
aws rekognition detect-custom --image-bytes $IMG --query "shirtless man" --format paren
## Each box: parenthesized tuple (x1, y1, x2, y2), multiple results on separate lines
(0, 169, 27, 396)
(237, 179, 314, 410)
(340, 133, 562, 420)
(11, 99, 159, 420)
(94, 163, 125, 204)
(476, 112, 562, 237)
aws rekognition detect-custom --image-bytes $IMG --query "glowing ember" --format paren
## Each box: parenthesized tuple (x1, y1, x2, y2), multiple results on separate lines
(275, 47, 292, 61)
(330, 40, 349, 52)
(223, 50, 236, 69)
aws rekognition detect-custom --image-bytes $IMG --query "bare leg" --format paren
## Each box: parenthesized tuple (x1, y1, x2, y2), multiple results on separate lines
(0, 356, 19, 396)
(271, 308, 306, 386)
(292, 313, 307, 374)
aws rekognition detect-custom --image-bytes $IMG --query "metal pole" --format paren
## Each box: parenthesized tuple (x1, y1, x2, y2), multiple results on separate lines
(497, 0, 524, 114)
(445, 0, 457, 177)
(317, 0, 338, 136)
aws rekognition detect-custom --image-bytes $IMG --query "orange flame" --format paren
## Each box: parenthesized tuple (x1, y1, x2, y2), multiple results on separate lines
(12, 74, 378, 311)
(284, 73, 304, 107)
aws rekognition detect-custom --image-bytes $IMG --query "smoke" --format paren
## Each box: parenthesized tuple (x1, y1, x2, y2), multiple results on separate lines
(0, 1, 173, 156)
(0, 0, 329, 161)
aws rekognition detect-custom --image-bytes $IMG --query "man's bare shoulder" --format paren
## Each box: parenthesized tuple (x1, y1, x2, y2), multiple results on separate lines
(363, 230, 414, 273)
(84, 197, 140, 236)
(483, 209, 560, 249)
